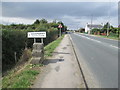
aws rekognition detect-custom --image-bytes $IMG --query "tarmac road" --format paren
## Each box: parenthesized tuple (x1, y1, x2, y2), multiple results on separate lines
(70, 33, 118, 88)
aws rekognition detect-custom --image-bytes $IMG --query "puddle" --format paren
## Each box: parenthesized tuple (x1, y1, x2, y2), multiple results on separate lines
(62, 47, 67, 49)
(55, 66, 60, 72)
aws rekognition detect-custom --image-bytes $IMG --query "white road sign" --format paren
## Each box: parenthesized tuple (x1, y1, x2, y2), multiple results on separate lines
(28, 32, 46, 38)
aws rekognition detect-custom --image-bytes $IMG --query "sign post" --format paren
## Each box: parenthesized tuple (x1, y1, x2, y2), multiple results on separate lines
(28, 32, 46, 43)
(58, 24, 62, 37)
(41, 38, 43, 44)
(34, 38, 36, 43)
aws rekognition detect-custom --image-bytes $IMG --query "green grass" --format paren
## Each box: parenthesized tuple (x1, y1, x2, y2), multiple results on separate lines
(80, 32, 119, 40)
(96, 35, 119, 40)
(2, 35, 65, 88)
(9, 70, 39, 88)
(2, 65, 40, 88)
(44, 35, 65, 57)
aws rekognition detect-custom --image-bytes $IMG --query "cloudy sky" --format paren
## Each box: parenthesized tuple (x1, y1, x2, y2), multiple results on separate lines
(1, 1, 119, 30)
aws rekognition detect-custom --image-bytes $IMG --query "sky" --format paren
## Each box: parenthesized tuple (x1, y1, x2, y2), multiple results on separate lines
(1, 1, 119, 30)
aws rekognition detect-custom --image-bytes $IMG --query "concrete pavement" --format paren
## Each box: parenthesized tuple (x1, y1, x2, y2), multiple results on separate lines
(32, 34, 85, 88)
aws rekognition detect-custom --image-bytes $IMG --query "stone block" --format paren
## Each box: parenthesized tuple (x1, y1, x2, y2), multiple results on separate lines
(31, 43, 44, 64)
(30, 57, 41, 64)
(33, 43, 44, 50)
(32, 50, 43, 57)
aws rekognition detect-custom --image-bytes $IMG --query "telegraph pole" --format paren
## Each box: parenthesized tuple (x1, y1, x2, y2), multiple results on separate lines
(89, 14, 93, 35)
(107, 22, 110, 37)
(107, 0, 111, 37)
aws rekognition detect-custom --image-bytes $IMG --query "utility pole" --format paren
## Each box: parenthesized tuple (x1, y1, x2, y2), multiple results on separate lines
(89, 14, 93, 35)
(107, 22, 110, 37)
(118, 2, 120, 39)
(107, 0, 111, 37)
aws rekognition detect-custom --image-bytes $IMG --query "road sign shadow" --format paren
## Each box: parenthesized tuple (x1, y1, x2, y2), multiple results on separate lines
(53, 51, 70, 55)
(42, 58, 64, 65)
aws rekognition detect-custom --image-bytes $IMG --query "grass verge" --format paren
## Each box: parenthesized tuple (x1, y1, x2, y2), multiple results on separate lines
(80, 32, 119, 40)
(96, 35, 119, 40)
(44, 35, 65, 57)
(2, 35, 65, 88)
(2, 64, 42, 88)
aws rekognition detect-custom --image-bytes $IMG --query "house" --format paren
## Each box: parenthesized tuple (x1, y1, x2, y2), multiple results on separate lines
(85, 23, 103, 33)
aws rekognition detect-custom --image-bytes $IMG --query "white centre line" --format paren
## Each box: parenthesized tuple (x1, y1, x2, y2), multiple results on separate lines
(74, 33, 119, 49)
(109, 45, 119, 49)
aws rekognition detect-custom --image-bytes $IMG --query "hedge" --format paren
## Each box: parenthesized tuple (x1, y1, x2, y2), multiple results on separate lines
(2, 28, 59, 73)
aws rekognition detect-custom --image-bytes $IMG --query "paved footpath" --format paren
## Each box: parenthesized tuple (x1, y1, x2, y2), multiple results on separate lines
(32, 34, 85, 88)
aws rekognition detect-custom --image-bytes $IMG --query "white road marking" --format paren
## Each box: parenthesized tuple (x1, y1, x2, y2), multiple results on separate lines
(74, 33, 119, 49)
(109, 45, 119, 49)
(79, 33, 119, 41)
(69, 35, 72, 41)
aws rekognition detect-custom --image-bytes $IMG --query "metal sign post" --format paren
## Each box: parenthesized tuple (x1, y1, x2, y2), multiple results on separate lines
(34, 38, 36, 43)
(14, 52, 17, 63)
(41, 38, 43, 44)
(60, 28, 61, 37)
(58, 24, 62, 37)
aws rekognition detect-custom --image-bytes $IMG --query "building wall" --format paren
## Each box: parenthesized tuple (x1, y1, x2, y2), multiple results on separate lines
(85, 25, 90, 32)
(85, 24, 103, 33)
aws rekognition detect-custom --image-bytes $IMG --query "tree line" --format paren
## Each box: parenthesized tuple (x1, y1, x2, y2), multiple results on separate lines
(78, 22, 119, 38)
(90, 22, 119, 38)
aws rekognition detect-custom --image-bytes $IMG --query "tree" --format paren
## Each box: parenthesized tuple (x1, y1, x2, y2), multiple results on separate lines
(57, 21, 67, 32)
(91, 28, 100, 34)
(49, 22, 58, 28)
(79, 28, 85, 33)
(40, 19, 48, 24)
(101, 22, 111, 34)
(103, 22, 110, 29)
(34, 19, 40, 24)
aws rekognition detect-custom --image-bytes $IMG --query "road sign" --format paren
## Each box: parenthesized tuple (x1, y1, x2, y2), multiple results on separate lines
(28, 32, 46, 38)
(58, 24, 62, 28)
(58, 24, 62, 37)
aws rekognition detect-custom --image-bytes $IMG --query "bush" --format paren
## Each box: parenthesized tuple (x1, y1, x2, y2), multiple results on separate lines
(109, 32, 119, 37)
(91, 28, 100, 34)
(2, 30, 27, 72)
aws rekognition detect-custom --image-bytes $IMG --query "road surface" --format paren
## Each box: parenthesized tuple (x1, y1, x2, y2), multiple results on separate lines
(70, 33, 118, 88)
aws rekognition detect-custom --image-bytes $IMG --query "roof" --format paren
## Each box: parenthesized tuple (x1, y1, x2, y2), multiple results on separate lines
(87, 24, 103, 29)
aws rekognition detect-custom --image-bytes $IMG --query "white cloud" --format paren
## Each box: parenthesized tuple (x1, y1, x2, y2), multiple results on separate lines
(2, 0, 119, 2)
(1, 16, 55, 25)
(61, 15, 118, 30)
(93, 16, 118, 26)
(1, 17, 35, 24)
